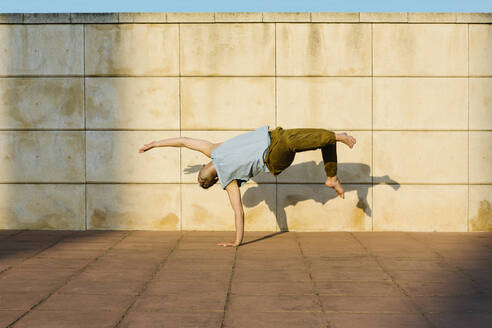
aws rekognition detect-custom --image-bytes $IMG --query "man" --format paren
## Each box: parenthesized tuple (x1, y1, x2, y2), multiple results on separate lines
(139, 126, 356, 247)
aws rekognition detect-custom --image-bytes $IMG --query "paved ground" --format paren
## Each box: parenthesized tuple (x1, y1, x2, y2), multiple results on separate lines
(0, 230, 491, 328)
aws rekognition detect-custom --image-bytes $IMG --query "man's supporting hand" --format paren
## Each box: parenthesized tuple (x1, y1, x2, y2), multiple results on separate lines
(217, 241, 240, 247)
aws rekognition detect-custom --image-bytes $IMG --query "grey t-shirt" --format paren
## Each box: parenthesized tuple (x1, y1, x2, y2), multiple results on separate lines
(211, 126, 271, 189)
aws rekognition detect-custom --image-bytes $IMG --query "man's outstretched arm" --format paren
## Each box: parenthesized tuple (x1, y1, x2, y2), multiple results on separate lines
(217, 180, 244, 247)
(139, 137, 220, 158)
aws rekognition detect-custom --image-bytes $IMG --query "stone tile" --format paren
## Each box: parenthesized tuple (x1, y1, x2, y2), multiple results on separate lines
(276, 24, 371, 76)
(320, 295, 417, 313)
(231, 281, 314, 295)
(0, 13, 22, 23)
(373, 24, 467, 76)
(155, 269, 231, 282)
(470, 78, 492, 130)
(360, 12, 407, 22)
(180, 130, 275, 184)
(181, 77, 275, 129)
(146, 279, 229, 295)
(133, 293, 226, 312)
(233, 269, 310, 282)
(181, 183, 277, 231)
(87, 184, 180, 230)
(118, 12, 167, 23)
(277, 184, 372, 231)
(399, 281, 480, 296)
(469, 185, 492, 232)
(85, 24, 179, 76)
(373, 131, 467, 184)
(390, 269, 466, 282)
(0, 184, 85, 230)
(413, 295, 492, 313)
(276, 131, 372, 184)
(23, 13, 70, 23)
(373, 78, 468, 130)
(428, 313, 492, 328)
(324, 313, 431, 328)
(215, 12, 262, 22)
(470, 132, 492, 184)
(0, 131, 85, 183)
(228, 294, 319, 312)
(0, 278, 60, 294)
(224, 311, 326, 328)
(86, 77, 179, 129)
(180, 23, 274, 76)
(311, 12, 359, 22)
(307, 257, 380, 271)
(408, 13, 457, 23)
(311, 268, 390, 281)
(167, 12, 214, 22)
(263, 12, 311, 22)
(37, 293, 134, 312)
(316, 281, 401, 296)
(234, 257, 305, 271)
(470, 25, 492, 76)
(70, 13, 118, 23)
(0, 78, 83, 129)
(373, 185, 468, 232)
(86, 131, 180, 183)
(0, 292, 44, 310)
(14, 310, 122, 328)
(457, 13, 492, 23)
(119, 311, 223, 328)
(0, 25, 83, 75)
(379, 259, 450, 271)
(277, 77, 371, 129)
(0, 310, 23, 327)
(16, 257, 89, 272)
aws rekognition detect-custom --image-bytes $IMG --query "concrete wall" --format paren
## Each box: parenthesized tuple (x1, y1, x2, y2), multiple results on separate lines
(0, 12, 491, 232)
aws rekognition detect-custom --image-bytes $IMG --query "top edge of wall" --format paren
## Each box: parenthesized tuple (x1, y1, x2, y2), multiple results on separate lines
(0, 12, 491, 24)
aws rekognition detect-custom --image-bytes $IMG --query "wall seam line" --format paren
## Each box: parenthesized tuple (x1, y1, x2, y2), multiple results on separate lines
(83, 23, 87, 231)
(178, 23, 182, 232)
(371, 22, 374, 232)
(274, 22, 279, 232)
(467, 23, 470, 232)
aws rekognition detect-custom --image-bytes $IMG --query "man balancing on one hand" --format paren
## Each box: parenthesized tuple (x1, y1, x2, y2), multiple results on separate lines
(138, 126, 356, 247)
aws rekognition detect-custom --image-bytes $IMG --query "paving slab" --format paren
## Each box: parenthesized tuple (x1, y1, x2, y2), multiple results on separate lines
(0, 230, 490, 327)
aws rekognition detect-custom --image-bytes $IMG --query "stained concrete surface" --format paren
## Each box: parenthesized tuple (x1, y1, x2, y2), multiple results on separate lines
(0, 230, 491, 328)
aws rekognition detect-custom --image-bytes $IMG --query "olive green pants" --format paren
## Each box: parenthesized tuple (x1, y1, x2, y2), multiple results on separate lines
(264, 127, 337, 177)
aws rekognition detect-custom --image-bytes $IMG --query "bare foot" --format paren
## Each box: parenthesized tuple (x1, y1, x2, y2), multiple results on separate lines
(336, 133, 356, 149)
(325, 176, 345, 199)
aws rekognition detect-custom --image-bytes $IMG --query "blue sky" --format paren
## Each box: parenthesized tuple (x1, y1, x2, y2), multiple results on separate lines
(1, 0, 491, 13)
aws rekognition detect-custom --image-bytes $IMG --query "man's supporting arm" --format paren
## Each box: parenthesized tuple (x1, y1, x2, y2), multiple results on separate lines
(217, 180, 244, 247)
(139, 136, 219, 158)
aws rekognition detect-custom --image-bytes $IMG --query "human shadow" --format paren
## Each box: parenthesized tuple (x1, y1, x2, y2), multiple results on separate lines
(242, 161, 400, 232)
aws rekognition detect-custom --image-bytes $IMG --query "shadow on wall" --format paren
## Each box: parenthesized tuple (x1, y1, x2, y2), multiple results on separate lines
(185, 161, 400, 232)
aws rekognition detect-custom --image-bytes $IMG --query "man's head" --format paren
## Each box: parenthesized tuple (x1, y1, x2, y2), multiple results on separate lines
(197, 161, 218, 189)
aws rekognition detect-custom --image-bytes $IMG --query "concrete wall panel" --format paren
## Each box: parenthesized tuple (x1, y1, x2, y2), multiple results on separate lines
(277, 77, 371, 129)
(86, 77, 179, 129)
(86, 131, 180, 183)
(373, 184, 468, 232)
(85, 24, 179, 76)
(470, 25, 492, 76)
(469, 185, 492, 232)
(373, 131, 468, 184)
(181, 77, 275, 130)
(373, 78, 468, 130)
(182, 183, 277, 231)
(469, 132, 492, 184)
(0, 25, 83, 75)
(0, 131, 85, 183)
(0, 78, 83, 129)
(277, 184, 372, 231)
(87, 184, 180, 230)
(373, 24, 467, 76)
(470, 78, 492, 130)
(180, 23, 275, 76)
(0, 184, 85, 230)
(276, 24, 371, 76)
